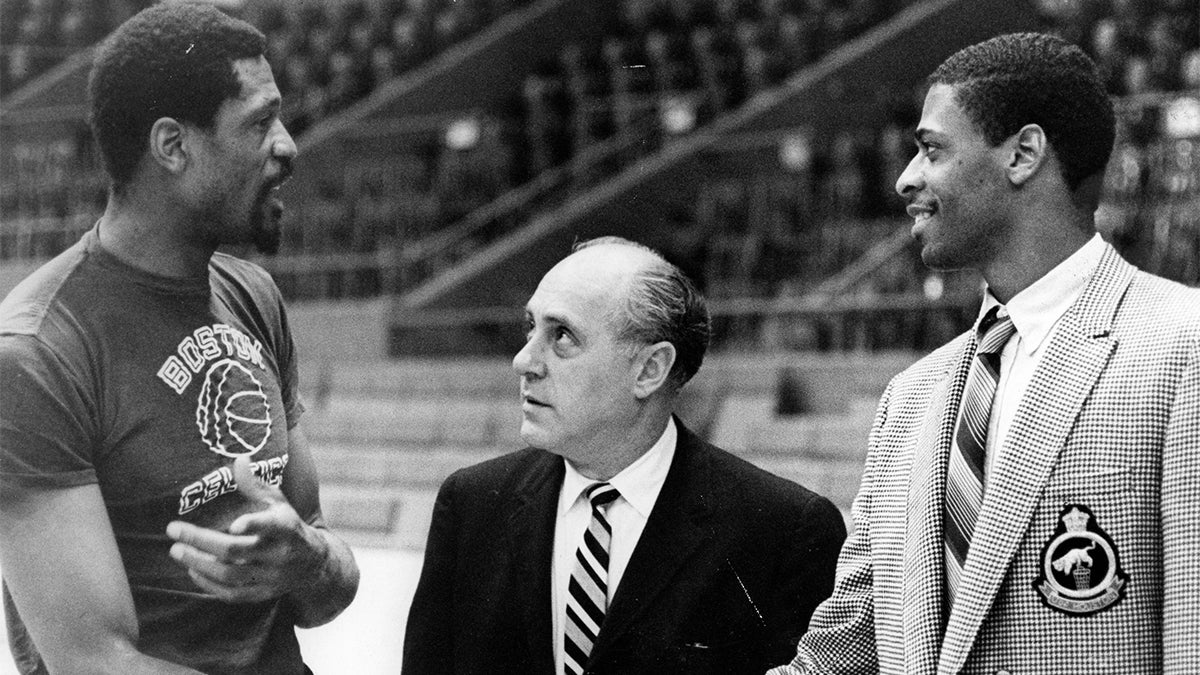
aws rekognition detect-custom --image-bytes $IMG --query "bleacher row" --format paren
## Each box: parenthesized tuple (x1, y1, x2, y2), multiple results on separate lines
(0, 0, 153, 95)
(254, 0, 1200, 306)
(260, 0, 918, 302)
(247, 0, 535, 136)
(520, 0, 903, 177)
(3, 0, 1198, 303)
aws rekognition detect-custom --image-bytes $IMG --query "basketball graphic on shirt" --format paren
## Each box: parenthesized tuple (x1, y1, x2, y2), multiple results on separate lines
(196, 359, 272, 457)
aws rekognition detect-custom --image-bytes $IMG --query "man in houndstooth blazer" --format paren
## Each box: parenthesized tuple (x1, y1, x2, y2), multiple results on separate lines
(770, 33, 1200, 674)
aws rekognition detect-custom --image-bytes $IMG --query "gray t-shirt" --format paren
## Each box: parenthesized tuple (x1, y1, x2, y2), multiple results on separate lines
(0, 227, 313, 674)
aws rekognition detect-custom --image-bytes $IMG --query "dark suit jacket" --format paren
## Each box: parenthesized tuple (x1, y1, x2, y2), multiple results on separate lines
(402, 419, 847, 675)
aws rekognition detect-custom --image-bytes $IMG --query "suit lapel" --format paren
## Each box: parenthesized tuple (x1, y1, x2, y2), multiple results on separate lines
(903, 336, 974, 672)
(590, 421, 712, 657)
(505, 452, 565, 674)
(938, 245, 1133, 672)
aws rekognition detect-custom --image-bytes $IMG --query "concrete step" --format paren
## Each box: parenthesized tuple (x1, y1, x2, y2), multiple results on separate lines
(747, 399, 877, 459)
(304, 396, 523, 447)
(300, 357, 519, 400)
(311, 442, 510, 488)
(711, 394, 877, 456)
(312, 443, 511, 549)
(688, 352, 916, 413)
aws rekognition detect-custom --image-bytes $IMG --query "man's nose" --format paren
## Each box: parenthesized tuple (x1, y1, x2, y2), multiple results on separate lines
(512, 338, 543, 378)
(895, 152, 922, 198)
(272, 121, 298, 162)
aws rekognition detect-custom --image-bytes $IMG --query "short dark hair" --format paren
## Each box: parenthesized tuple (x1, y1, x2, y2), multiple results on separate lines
(573, 237, 711, 391)
(929, 32, 1115, 192)
(88, 2, 266, 192)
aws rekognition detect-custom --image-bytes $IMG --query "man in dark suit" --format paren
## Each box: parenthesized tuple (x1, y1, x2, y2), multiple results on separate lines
(402, 236, 846, 674)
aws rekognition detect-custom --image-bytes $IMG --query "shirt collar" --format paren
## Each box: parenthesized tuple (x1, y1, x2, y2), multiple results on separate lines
(558, 417, 678, 518)
(979, 233, 1105, 356)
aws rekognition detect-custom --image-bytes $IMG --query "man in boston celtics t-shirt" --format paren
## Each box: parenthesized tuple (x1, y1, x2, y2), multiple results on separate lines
(0, 4, 359, 673)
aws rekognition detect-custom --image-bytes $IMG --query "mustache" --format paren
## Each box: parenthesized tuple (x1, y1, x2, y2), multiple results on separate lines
(275, 157, 294, 186)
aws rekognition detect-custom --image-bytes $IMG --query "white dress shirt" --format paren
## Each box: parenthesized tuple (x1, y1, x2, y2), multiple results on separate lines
(551, 417, 677, 675)
(978, 233, 1106, 486)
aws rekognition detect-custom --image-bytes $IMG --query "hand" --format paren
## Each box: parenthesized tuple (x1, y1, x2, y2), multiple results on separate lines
(165, 456, 328, 604)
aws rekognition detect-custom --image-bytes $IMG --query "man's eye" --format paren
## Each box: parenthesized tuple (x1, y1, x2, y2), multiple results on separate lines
(554, 327, 572, 344)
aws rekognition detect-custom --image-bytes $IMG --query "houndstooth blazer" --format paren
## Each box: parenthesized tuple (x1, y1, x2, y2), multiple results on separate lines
(772, 244, 1200, 674)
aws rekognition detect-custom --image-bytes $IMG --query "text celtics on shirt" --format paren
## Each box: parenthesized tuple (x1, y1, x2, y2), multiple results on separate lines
(156, 321, 288, 515)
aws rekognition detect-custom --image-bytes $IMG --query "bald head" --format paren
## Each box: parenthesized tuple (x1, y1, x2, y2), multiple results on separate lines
(545, 240, 657, 291)
(557, 237, 710, 390)
(539, 240, 658, 331)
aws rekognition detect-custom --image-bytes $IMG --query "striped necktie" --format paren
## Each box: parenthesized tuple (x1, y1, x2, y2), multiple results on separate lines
(944, 306, 1016, 609)
(564, 482, 621, 675)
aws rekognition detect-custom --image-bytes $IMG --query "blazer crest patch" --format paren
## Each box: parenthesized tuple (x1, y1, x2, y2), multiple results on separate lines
(1034, 504, 1127, 616)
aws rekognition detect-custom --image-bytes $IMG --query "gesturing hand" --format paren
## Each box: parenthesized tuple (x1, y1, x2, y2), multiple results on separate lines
(165, 456, 328, 604)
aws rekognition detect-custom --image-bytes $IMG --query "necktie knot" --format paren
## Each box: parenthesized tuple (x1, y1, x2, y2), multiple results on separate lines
(977, 307, 1016, 357)
(586, 482, 620, 510)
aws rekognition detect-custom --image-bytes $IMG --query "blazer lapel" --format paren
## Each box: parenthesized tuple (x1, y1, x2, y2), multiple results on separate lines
(590, 422, 712, 657)
(903, 336, 974, 673)
(505, 453, 565, 674)
(938, 245, 1133, 672)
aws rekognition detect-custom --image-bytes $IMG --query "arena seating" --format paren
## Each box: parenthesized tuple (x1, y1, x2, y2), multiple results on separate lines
(1039, 0, 1200, 281)
(245, 0, 534, 135)
(2, 0, 1199, 545)
(274, 0, 1196, 543)
(5, 0, 1195, 296)
(1, 0, 535, 271)
(0, 0, 152, 97)
(261, 0, 1198, 310)
(305, 0, 913, 297)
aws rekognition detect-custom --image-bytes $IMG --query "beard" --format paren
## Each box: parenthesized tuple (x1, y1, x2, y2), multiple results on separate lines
(250, 193, 284, 255)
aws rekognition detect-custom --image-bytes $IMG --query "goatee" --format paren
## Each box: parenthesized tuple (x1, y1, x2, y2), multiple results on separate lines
(252, 199, 284, 255)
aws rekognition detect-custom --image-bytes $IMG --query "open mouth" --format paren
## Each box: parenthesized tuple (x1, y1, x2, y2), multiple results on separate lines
(259, 181, 286, 216)
(261, 163, 292, 202)
(253, 189, 284, 228)
(906, 202, 936, 221)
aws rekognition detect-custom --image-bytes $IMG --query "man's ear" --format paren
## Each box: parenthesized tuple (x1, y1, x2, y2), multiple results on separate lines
(1007, 123, 1048, 187)
(632, 341, 676, 400)
(148, 117, 188, 174)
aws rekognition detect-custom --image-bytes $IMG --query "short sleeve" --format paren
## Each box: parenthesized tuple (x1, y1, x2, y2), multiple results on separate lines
(0, 334, 98, 490)
(271, 287, 305, 428)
